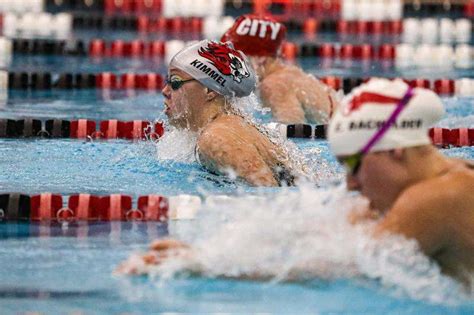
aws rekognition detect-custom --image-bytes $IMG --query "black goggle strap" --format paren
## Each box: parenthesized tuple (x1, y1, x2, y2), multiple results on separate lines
(165, 76, 195, 90)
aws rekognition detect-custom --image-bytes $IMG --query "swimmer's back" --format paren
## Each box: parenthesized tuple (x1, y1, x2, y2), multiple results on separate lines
(260, 64, 335, 124)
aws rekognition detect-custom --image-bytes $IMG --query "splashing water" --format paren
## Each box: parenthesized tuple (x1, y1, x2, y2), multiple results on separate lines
(137, 90, 472, 304)
(356, 231, 465, 304)
(155, 127, 198, 163)
(230, 92, 263, 117)
(126, 182, 470, 305)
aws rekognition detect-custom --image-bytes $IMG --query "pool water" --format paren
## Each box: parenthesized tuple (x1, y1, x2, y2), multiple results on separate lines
(1, 31, 474, 314)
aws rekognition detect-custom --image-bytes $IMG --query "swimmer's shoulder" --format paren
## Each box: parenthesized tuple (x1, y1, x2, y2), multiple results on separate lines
(382, 179, 461, 242)
(451, 158, 474, 171)
(198, 116, 245, 148)
(265, 65, 303, 82)
(196, 126, 234, 169)
(259, 73, 295, 103)
(444, 158, 474, 188)
(395, 169, 474, 217)
(206, 115, 248, 133)
(264, 66, 333, 96)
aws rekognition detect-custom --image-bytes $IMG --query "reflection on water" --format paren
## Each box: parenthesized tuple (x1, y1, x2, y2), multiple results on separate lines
(0, 287, 109, 299)
(0, 222, 169, 240)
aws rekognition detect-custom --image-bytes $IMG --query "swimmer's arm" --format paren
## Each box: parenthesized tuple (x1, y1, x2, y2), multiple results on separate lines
(374, 185, 449, 256)
(197, 129, 278, 187)
(118, 240, 319, 282)
(299, 79, 338, 122)
(260, 78, 306, 124)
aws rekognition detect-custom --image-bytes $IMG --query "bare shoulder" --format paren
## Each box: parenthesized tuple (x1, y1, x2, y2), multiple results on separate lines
(260, 73, 291, 95)
(261, 65, 302, 90)
(266, 65, 302, 82)
(377, 166, 474, 255)
(394, 169, 474, 216)
(201, 116, 246, 137)
(197, 116, 246, 151)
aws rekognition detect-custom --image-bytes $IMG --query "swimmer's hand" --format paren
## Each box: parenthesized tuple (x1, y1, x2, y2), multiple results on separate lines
(348, 207, 380, 225)
(114, 239, 196, 275)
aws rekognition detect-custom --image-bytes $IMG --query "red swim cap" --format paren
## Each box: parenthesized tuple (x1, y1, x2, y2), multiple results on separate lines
(221, 14, 287, 57)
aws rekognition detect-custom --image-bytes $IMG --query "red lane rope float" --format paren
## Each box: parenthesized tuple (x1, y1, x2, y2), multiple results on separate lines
(39, 0, 474, 18)
(65, 0, 474, 19)
(287, 42, 400, 60)
(17, 37, 474, 65)
(267, 123, 474, 147)
(1, 12, 404, 35)
(104, 0, 162, 14)
(319, 76, 459, 96)
(0, 193, 168, 222)
(335, 20, 402, 35)
(88, 39, 166, 58)
(430, 127, 474, 148)
(2, 71, 468, 97)
(0, 118, 165, 140)
(322, 76, 465, 96)
(7, 72, 163, 90)
(3, 71, 468, 98)
(3, 118, 469, 148)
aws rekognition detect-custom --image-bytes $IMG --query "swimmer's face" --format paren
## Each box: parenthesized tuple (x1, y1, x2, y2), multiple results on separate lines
(344, 150, 409, 211)
(162, 68, 207, 129)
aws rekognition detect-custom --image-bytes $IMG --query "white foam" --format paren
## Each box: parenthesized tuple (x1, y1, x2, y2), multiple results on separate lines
(168, 195, 201, 220)
(134, 182, 470, 304)
(155, 127, 198, 163)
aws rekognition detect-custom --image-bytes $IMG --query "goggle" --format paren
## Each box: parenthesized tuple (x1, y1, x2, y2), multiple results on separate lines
(338, 86, 415, 177)
(165, 76, 196, 90)
(338, 153, 363, 176)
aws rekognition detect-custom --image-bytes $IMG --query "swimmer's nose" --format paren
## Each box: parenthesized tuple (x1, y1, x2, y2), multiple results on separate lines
(346, 174, 360, 191)
(162, 84, 171, 99)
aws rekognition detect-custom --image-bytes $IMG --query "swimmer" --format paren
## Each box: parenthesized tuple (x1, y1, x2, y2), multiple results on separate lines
(118, 79, 474, 285)
(221, 14, 339, 124)
(163, 39, 303, 187)
(328, 78, 474, 283)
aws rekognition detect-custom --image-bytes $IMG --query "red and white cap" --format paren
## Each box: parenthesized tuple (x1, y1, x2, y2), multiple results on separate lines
(220, 14, 287, 57)
(170, 40, 256, 98)
(328, 79, 445, 156)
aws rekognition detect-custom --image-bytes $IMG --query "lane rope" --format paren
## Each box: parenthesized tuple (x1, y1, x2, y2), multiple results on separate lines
(0, 192, 202, 221)
(0, 118, 164, 140)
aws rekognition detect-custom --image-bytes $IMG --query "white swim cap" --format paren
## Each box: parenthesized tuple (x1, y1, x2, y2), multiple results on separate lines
(169, 40, 257, 98)
(328, 78, 445, 156)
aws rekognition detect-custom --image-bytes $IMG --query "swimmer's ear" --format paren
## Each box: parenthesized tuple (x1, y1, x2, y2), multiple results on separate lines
(205, 88, 219, 102)
(390, 148, 404, 161)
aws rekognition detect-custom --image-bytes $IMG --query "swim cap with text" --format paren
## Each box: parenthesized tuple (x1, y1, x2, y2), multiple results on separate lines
(170, 40, 257, 98)
(221, 14, 287, 57)
(328, 78, 445, 156)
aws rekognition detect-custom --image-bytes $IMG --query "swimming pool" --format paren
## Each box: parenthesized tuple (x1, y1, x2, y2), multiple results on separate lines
(2, 7, 474, 315)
